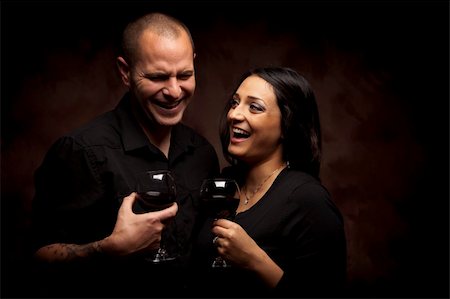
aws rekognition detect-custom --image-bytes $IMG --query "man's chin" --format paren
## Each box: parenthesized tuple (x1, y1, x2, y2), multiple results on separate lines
(155, 115, 184, 127)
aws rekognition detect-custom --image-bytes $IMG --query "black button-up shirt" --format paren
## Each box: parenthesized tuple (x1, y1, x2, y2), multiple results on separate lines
(31, 93, 219, 297)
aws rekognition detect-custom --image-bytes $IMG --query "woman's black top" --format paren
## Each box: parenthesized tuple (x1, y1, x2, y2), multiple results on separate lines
(189, 167, 347, 298)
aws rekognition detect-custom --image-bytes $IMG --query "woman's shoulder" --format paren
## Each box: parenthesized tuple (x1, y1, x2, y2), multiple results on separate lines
(279, 169, 332, 204)
(281, 169, 343, 219)
(281, 169, 323, 188)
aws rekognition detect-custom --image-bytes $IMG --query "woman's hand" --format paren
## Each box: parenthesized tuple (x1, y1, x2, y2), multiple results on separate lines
(211, 218, 284, 287)
(211, 218, 260, 269)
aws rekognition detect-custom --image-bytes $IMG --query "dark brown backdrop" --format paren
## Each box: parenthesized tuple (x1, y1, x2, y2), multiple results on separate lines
(2, 1, 448, 297)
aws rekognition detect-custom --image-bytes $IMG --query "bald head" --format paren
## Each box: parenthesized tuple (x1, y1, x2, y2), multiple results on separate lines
(121, 12, 195, 66)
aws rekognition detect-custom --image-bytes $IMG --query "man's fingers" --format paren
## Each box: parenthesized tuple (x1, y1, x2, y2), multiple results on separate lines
(152, 202, 178, 221)
(121, 192, 138, 210)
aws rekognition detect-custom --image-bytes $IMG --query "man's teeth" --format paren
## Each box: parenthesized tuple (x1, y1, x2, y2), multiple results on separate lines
(157, 101, 180, 109)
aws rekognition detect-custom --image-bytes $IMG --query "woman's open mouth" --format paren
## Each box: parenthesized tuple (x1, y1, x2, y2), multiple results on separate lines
(232, 127, 251, 139)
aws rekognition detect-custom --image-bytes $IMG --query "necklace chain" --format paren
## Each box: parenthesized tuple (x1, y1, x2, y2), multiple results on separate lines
(243, 163, 286, 205)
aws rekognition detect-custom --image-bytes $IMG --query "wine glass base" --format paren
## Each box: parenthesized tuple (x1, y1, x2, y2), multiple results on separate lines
(147, 256, 177, 263)
(211, 257, 230, 268)
(145, 248, 177, 263)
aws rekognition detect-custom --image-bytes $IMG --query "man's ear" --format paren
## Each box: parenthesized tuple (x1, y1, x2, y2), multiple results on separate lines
(117, 56, 131, 87)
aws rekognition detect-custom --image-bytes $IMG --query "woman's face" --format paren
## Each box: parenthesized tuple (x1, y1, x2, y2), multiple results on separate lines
(227, 75, 283, 165)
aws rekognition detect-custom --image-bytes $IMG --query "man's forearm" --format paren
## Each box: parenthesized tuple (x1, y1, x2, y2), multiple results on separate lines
(34, 240, 103, 263)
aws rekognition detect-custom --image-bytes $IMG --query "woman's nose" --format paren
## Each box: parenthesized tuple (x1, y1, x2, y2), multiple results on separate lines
(228, 106, 245, 121)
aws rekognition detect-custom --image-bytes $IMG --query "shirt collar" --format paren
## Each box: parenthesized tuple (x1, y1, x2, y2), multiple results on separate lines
(114, 93, 150, 152)
(114, 93, 196, 159)
(169, 124, 196, 160)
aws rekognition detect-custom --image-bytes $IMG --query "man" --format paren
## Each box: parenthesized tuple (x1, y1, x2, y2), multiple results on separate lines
(31, 12, 219, 297)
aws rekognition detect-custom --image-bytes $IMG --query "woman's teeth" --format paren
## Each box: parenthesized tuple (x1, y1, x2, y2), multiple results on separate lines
(232, 127, 250, 138)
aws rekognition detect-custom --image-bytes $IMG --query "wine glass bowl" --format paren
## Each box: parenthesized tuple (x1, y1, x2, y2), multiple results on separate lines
(134, 170, 178, 263)
(199, 178, 240, 219)
(199, 178, 240, 268)
(134, 171, 177, 213)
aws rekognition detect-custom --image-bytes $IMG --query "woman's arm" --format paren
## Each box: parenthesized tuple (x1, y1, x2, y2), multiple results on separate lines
(212, 219, 284, 287)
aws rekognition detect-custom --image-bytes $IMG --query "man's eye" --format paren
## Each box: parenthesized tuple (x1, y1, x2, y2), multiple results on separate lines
(177, 74, 192, 80)
(147, 76, 168, 82)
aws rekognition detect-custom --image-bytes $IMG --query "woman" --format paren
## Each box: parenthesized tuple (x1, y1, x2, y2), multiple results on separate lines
(189, 67, 347, 297)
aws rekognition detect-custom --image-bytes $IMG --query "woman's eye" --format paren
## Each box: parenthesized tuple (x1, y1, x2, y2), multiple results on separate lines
(250, 103, 264, 112)
(230, 99, 239, 108)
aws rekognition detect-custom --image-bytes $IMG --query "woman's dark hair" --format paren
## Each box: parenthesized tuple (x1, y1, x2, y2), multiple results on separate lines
(219, 67, 322, 178)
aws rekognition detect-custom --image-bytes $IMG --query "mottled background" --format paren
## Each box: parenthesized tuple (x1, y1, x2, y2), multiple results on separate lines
(1, 1, 448, 297)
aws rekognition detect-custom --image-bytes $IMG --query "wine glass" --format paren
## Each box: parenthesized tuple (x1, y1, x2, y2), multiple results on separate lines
(199, 178, 240, 268)
(133, 169, 178, 263)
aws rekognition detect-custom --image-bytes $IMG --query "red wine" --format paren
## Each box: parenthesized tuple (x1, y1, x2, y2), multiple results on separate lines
(133, 191, 175, 214)
(200, 194, 240, 219)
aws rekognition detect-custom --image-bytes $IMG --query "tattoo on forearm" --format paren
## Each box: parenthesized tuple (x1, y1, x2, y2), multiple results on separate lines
(42, 242, 100, 262)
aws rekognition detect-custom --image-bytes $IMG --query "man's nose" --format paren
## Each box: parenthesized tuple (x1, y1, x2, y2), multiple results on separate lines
(162, 78, 182, 98)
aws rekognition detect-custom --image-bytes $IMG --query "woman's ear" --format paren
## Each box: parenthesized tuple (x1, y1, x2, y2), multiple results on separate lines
(117, 56, 131, 87)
